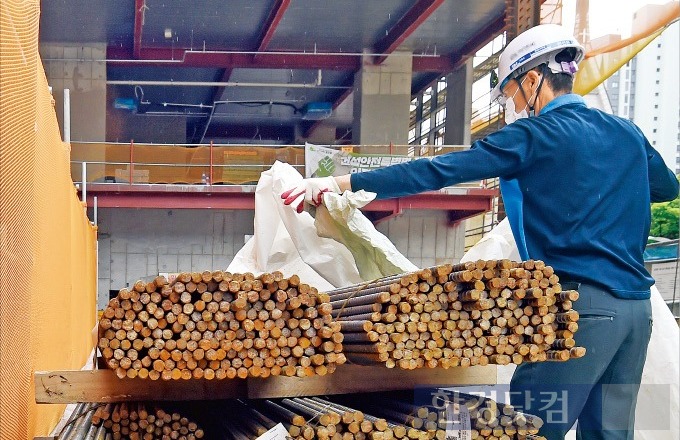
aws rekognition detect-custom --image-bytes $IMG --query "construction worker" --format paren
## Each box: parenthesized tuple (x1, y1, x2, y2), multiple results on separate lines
(282, 24, 678, 438)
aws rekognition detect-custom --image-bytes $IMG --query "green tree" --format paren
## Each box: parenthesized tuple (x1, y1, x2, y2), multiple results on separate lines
(649, 175, 679, 240)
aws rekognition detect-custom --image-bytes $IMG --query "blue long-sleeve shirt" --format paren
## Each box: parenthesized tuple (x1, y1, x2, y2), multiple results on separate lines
(351, 94, 679, 299)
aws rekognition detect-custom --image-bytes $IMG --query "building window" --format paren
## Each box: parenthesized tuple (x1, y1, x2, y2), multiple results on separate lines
(656, 68, 660, 72)
(655, 80, 660, 84)
(652, 141, 656, 145)
(655, 92, 659, 96)
(654, 105, 658, 109)
(653, 129, 657, 133)
(657, 56, 661, 60)
(654, 117, 658, 121)
(420, 119, 430, 135)
(435, 109, 446, 126)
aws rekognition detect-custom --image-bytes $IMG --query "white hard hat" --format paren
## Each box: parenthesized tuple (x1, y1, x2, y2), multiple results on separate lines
(491, 24, 584, 101)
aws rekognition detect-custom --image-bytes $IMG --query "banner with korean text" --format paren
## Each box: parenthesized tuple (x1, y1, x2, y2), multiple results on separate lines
(304, 143, 415, 178)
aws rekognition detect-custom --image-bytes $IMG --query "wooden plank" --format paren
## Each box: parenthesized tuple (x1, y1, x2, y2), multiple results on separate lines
(35, 365, 496, 403)
(247, 364, 497, 399)
(34, 369, 248, 404)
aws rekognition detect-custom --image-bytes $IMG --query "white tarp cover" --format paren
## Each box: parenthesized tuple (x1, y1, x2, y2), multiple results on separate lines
(227, 161, 416, 289)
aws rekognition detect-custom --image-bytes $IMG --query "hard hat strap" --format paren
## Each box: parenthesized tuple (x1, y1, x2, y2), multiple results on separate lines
(517, 64, 547, 117)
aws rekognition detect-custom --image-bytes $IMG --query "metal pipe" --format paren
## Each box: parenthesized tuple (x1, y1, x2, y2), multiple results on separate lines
(106, 80, 350, 89)
(94, 425, 106, 440)
(55, 402, 85, 439)
(82, 423, 98, 440)
(63, 88, 71, 143)
(61, 404, 95, 440)
(81, 162, 87, 206)
(209, 141, 214, 184)
(43, 49, 437, 65)
(129, 140, 134, 185)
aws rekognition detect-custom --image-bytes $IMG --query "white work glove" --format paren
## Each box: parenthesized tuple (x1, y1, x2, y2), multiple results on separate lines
(281, 176, 341, 213)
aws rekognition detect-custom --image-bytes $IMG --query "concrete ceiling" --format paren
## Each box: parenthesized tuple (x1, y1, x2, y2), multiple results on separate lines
(39, 0, 508, 144)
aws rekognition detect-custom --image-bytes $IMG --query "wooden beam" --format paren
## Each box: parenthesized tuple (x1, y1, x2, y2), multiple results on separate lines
(35, 369, 247, 403)
(374, 0, 445, 64)
(248, 364, 496, 399)
(35, 365, 496, 403)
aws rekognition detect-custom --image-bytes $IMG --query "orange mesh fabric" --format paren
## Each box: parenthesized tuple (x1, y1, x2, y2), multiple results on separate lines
(574, 2, 679, 95)
(1, 1, 97, 438)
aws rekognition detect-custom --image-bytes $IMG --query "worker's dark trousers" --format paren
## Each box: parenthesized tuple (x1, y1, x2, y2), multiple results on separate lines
(510, 283, 652, 440)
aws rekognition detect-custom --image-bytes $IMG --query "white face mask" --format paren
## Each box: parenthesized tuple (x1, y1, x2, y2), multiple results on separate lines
(502, 76, 538, 125)
(504, 95, 529, 125)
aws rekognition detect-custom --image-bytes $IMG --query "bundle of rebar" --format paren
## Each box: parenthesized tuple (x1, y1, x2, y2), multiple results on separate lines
(329, 259, 585, 369)
(329, 392, 547, 440)
(55, 402, 102, 440)
(182, 394, 544, 440)
(441, 391, 545, 439)
(98, 270, 346, 380)
(90, 402, 204, 440)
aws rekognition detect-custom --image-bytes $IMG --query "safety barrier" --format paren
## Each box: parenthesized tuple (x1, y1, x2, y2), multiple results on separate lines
(0, 1, 97, 438)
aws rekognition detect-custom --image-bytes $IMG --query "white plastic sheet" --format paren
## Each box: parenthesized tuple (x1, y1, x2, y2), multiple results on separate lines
(462, 218, 679, 439)
(228, 161, 416, 290)
(315, 190, 418, 280)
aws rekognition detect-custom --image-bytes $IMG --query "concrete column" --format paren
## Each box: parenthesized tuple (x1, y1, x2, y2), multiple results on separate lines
(40, 43, 107, 142)
(352, 51, 412, 153)
(444, 59, 473, 145)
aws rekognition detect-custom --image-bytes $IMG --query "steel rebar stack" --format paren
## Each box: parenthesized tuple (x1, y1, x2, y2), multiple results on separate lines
(98, 270, 346, 380)
(327, 259, 585, 369)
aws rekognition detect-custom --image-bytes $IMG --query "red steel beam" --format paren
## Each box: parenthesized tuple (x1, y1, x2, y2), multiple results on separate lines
(303, 15, 505, 137)
(411, 56, 456, 72)
(86, 192, 255, 210)
(255, 0, 291, 53)
(374, 0, 445, 64)
(133, 0, 146, 59)
(109, 46, 460, 72)
(107, 46, 361, 70)
(83, 185, 496, 214)
(364, 190, 495, 212)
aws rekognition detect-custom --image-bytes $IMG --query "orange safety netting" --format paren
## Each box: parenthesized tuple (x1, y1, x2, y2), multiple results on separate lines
(574, 1, 679, 95)
(0, 0, 97, 438)
(472, 2, 679, 136)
